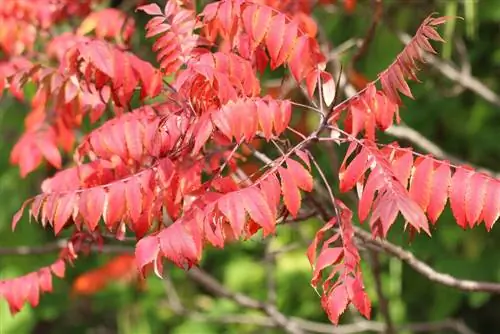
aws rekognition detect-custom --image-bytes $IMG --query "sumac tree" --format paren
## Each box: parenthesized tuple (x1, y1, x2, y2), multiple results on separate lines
(0, 0, 490, 326)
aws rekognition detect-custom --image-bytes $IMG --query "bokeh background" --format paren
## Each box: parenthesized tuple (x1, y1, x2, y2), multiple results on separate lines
(1, 0, 500, 333)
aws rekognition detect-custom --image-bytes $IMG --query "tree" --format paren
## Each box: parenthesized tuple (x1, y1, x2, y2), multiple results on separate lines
(1, 0, 498, 331)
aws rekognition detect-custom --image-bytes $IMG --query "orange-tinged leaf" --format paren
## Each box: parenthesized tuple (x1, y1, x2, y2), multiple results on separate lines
(274, 21, 298, 68)
(391, 149, 414, 187)
(259, 173, 281, 217)
(50, 260, 65, 278)
(251, 6, 273, 46)
(12, 199, 33, 231)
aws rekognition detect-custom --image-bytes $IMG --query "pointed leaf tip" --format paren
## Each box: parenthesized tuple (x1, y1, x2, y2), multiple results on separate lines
(136, 4, 163, 16)
(12, 199, 33, 231)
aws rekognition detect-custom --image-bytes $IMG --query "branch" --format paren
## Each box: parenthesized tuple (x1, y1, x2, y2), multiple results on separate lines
(0, 226, 479, 333)
(354, 227, 500, 294)
(184, 264, 475, 334)
(186, 267, 305, 334)
(0, 241, 133, 256)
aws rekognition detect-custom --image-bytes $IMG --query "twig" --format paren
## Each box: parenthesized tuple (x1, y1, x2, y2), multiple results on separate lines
(349, 0, 383, 67)
(162, 274, 185, 314)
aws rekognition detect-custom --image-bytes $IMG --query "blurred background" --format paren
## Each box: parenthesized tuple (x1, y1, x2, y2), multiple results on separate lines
(2, 0, 500, 333)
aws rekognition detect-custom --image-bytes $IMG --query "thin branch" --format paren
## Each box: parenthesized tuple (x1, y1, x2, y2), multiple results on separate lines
(350, 0, 383, 66)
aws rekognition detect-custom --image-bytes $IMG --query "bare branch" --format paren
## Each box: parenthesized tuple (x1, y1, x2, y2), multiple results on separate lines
(162, 274, 185, 314)
(0, 241, 132, 256)
(186, 267, 305, 334)
(355, 227, 500, 294)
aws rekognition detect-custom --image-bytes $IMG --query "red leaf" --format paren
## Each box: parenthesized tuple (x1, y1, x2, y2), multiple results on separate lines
(158, 222, 201, 269)
(323, 285, 349, 325)
(346, 275, 371, 318)
(286, 158, 313, 191)
(135, 236, 160, 277)
(465, 173, 488, 228)
(339, 146, 369, 192)
(137, 4, 163, 16)
(12, 199, 33, 231)
(218, 195, 246, 239)
(427, 162, 451, 223)
(53, 193, 76, 234)
(278, 166, 301, 217)
(311, 247, 343, 286)
(409, 156, 433, 211)
(483, 181, 500, 230)
(243, 187, 275, 235)
(79, 187, 105, 232)
(125, 178, 143, 223)
(50, 260, 66, 278)
(320, 71, 335, 106)
(450, 167, 472, 229)
(358, 170, 384, 221)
